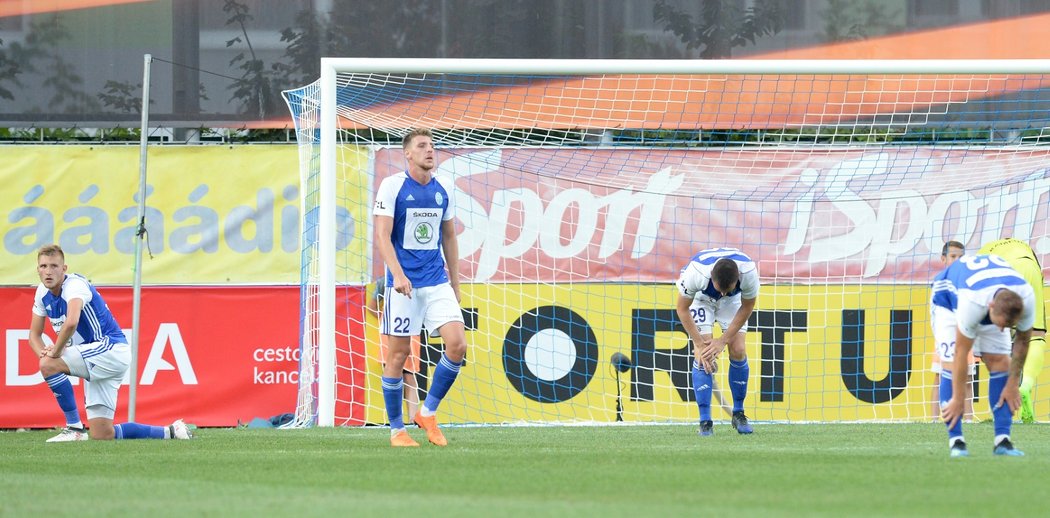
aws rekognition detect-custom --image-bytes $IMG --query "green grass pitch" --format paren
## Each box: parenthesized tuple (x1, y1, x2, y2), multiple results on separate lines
(2, 423, 1048, 516)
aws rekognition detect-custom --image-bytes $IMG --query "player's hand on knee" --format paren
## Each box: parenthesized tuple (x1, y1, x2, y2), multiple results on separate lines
(940, 397, 963, 428)
(701, 356, 718, 373)
(997, 384, 1021, 413)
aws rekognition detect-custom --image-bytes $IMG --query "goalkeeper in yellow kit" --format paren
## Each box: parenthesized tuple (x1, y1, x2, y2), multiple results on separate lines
(978, 238, 1047, 423)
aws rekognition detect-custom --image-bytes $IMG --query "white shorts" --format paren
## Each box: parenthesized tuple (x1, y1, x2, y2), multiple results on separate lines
(381, 283, 464, 337)
(61, 339, 131, 420)
(931, 306, 1009, 369)
(689, 294, 748, 335)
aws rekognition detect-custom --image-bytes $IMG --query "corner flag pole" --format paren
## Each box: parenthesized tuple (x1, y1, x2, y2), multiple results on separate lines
(129, 54, 153, 422)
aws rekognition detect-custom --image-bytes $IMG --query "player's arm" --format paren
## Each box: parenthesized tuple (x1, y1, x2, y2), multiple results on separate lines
(998, 328, 1033, 412)
(441, 217, 461, 301)
(942, 329, 974, 428)
(676, 293, 713, 372)
(48, 298, 84, 358)
(701, 296, 756, 361)
(374, 215, 411, 297)
(28, 313, 48, 357)
(723, 296, 756, 339)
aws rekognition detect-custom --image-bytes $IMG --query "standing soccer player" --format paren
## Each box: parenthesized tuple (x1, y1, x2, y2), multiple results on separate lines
(29, 245, 192, 442)
(928, 241, 976, 421)
(675, 247, 760, 436)
(374, 128, 467, 447)
(933, 254, 1035, 457)
(978, 238, 1046, 423)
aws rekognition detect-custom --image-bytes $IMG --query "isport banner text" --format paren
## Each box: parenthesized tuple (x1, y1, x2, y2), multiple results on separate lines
(372, 147, 1050, 284)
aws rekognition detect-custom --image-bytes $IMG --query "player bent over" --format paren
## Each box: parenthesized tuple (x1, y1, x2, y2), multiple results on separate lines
(675, 248, 760, 436)
(978, 238, 1047, 423)
(29, 245, 191, 442)
(374, 128, 468, 447)
(932, 254, 1034, 457)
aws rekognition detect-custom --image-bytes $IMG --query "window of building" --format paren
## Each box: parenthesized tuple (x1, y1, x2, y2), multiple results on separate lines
(199, 0, 311, 30)
(0, 14, 23, 31)
(909, 0, 959, 17)
(777, 0, 807, 31)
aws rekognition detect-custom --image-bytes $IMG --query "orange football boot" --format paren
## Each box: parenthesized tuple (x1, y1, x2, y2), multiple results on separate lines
(413, 414, 448, 446)
(390, 430, 419, 447)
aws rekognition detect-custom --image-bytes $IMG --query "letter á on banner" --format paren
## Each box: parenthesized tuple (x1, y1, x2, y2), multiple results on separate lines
(140, 323, 199, 385)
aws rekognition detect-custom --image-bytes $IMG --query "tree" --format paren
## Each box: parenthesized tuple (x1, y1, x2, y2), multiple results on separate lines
(820, 0, 903, 43)
(224, 0, 288, 119)
(652, 0, 782, 59)
(0, 37, 21, 101)
(0, 15, 98, 112)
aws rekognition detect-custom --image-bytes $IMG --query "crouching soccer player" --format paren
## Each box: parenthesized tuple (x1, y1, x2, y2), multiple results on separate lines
(29, 245, 192, 442)
(978, 238, 1047, 423)
(675, 247, 760, 436)
(932, 253, 1035, 457)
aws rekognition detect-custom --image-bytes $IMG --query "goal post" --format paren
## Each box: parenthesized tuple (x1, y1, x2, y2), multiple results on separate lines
(285, 58, 1050, 427)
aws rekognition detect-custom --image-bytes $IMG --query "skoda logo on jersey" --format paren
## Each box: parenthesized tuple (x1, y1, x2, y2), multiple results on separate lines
(415, 222, 435, 244)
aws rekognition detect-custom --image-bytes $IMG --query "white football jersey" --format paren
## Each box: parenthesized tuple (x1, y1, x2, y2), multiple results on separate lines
(677, 248, 759, 301)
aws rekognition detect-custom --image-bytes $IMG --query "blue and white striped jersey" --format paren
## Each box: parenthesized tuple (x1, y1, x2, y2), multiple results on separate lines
(930, 254, 1035, 338)
(677, 248, 760, 301)
(373, 171, 455, 288)
(32, 273, 127, 345)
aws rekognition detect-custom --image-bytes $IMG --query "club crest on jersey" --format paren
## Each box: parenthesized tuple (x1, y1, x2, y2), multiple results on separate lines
(435, 192, 444, 206)
(414, 222, 435, 244)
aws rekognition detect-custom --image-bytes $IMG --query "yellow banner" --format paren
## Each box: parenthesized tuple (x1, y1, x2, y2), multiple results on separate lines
(0, 145, 370, 285)
(359, 283, 1039, 423)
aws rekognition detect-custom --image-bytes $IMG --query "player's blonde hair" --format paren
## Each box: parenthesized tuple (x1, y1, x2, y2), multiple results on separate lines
(402, 128, 433, 149)
(37, 244, 65, 261)
(993, 289, 1024, 326)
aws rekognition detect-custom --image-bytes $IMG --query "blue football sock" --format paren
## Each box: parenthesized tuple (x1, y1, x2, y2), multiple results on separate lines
(692, 361, 713, 422)
(987, 371, 1012, 439)
(728, 358, 750, 413)
(114, 422, 166, 439)
(382, 376, 405, 431)
(45, 373, 82, 427)
(939, 369, 963, 440)
(422, 354, 462, 414)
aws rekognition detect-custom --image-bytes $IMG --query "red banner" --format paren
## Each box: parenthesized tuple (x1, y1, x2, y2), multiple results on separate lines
(374, 148, 1050, 283)
(0, 285, 365, 428)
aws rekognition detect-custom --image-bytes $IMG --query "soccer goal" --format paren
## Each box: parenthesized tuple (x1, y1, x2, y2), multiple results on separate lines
(282, 58, 1050, 427)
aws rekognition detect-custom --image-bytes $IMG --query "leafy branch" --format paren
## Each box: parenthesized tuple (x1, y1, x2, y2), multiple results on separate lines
(653, 0, 782, 59)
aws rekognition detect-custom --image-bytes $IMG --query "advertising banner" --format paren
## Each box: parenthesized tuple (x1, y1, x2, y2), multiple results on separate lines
(374, 147, 1050, 284)
(0, 145, 371, 285)
(0, 285, 324, 428)
(351, 283, 1045, 424)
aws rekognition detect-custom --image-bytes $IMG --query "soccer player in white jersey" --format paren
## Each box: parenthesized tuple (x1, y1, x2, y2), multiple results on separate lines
(29, 245, 191, 442)
(373, 128, 467, 447)
(675, 247, 760, 436)
(931, 254, 1035, 457)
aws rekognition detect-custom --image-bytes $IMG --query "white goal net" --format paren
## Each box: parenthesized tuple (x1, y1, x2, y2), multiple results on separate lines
(283, 59, 1050, 427)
